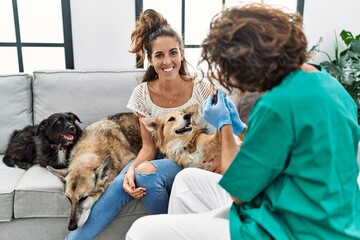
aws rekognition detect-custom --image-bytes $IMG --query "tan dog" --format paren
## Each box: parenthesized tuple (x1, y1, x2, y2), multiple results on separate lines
(47, 113, 141, 231)
(140, 104, 226, 170)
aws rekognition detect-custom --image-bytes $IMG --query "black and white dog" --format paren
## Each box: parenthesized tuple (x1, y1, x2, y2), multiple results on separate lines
(3, 112, 82, 170)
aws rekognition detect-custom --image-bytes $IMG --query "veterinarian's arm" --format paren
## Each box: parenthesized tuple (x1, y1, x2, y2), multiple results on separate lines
(203, 90, 239, 173)
(219, 125, 239, 174)
(203, 92, 244, 204)
(123, 115, 157, 199)
(220, 125, 244, 205)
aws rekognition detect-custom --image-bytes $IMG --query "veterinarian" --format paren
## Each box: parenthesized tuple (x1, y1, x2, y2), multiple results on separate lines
(66, 9, 215, 240)
(126, 4, 360, 240)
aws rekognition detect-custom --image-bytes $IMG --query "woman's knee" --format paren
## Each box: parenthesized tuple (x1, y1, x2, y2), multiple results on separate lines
(135, 161, 157, 174)
(136, 159, 182, 175)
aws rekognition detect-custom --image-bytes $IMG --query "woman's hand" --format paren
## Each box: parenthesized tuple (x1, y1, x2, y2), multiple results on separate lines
(207, 155, 222, 174)
(123, 166, 146, 199)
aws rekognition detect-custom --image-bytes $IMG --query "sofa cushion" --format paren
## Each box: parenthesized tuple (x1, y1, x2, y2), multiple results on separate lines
(0, 74, 33, 154)
(32, 70, 145, 128)
(0, 157, 26, 222)
(13, 165, 69, 218)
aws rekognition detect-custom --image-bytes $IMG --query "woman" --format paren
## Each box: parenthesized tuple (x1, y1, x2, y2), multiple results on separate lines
(126, 4, 360, 240)
(66, 9, 214, 240)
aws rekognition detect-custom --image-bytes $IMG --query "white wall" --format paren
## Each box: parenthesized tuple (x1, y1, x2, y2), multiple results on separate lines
(70, 0, 360, 69)
(70, 0, 136, 70)
(303, 0, 360, 64)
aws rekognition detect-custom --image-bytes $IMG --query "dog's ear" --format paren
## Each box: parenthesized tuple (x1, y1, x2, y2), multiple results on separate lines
(35, 120, 47, 136)
(186, 104, 203, 126)
(140, 117, 158, 132)
(95, 155, 111, 184)
(68, 112, 82, 123)
(47, 166, 67, 183)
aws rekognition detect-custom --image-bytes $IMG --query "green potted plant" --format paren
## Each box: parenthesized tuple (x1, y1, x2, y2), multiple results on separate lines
(310, 30, 360, 123)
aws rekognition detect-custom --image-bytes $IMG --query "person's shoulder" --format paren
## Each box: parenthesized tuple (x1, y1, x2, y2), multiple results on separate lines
(134, 81, 147, 89)
(132, 82, 148, 94)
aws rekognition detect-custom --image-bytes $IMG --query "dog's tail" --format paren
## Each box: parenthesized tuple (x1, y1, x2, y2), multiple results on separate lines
(2, 155, 16, 167)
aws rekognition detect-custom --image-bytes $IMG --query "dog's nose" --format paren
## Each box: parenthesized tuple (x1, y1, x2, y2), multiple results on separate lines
(183, 113, 191, 121)
(68, 219, 78, 231)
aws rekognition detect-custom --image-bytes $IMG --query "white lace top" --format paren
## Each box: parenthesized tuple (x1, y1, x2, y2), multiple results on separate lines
(127, 79, 214, 132)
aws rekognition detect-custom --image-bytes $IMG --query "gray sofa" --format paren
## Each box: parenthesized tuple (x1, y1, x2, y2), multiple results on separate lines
(0, 70, 148, 240)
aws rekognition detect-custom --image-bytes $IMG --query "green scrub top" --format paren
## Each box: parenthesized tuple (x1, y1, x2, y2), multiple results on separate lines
(220, 66, 360, 239)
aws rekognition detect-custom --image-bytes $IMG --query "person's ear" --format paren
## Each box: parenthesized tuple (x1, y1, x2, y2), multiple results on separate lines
(148, 55, 153, 66)
(180, 50, 184, 61)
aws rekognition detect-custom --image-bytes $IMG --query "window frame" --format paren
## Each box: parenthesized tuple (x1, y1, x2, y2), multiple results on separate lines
(0, 0, 74, 72)
(135, 0, 305, 68)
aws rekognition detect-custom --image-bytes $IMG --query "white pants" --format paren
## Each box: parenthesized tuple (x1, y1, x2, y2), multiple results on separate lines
(126, 205, 231, 240)
(126, 168, 233, 240)
(168, 167, 232, 213)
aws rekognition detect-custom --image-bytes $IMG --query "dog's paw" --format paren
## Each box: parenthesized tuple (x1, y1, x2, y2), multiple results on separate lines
(2, 156, 16, 167)
(201, 162, 213, 171)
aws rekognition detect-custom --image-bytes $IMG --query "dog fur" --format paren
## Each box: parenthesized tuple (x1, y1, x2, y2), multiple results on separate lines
(140, 104, 225, 170)
(3, 112, 82, 170)
(47, 112, 141, 231)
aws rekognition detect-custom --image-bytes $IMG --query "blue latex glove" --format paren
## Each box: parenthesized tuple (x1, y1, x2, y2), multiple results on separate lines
(202, 89, 231, 131)
(224, 97, 246, 135)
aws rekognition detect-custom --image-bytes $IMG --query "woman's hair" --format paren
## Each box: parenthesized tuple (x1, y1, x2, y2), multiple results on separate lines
(200, 4, 309, 92)
(130, 9, 192, 82)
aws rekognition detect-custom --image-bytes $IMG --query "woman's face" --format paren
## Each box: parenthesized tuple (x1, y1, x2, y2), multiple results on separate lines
(148, 36, 184, 81)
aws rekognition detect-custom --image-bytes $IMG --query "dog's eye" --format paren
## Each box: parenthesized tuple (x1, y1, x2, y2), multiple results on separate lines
(168, 117, 175, 122)
(66, 196, 71, 203)
(78, 196, 88, 203)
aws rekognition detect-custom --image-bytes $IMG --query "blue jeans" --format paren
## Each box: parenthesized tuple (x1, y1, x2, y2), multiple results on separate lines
(66, 158, 182, 240)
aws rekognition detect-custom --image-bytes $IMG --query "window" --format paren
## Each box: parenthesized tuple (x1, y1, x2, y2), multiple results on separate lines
(0, 0, 73, 73)
(136, 0, 304, 71)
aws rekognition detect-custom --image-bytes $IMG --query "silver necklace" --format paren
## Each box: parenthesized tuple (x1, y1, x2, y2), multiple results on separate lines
(159, 80, 183, 105)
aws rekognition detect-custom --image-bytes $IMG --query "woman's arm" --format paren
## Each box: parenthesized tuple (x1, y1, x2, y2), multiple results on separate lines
(133, 115, 158, 167)
(123, 114, 157, 199)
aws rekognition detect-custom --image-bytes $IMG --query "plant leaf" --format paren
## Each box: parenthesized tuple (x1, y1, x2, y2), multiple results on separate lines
(350, 39, 360, 53)
(320, 61, 344, 82)
(340, 30, 354, 46)
(345, 80, 360, 108)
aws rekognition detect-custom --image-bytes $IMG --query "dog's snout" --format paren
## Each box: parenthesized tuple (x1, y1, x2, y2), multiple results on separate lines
(183, 113, 191, 121)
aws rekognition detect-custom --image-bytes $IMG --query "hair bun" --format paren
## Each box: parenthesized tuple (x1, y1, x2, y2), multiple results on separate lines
(141, 9, 169, 31)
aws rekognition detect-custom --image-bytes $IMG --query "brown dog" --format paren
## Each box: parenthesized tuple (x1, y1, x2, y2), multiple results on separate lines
(47, 112, 141, 231)
(140, 104, 238, 170)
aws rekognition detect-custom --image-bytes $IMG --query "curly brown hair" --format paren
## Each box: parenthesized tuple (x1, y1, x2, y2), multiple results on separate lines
(200, 4, 309, 92)
(129, 9, 193, 82)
